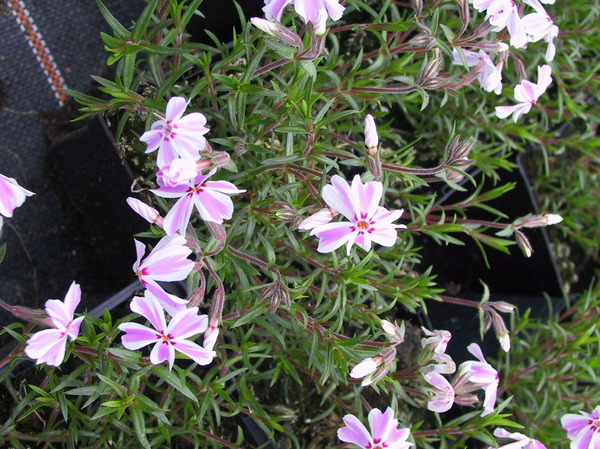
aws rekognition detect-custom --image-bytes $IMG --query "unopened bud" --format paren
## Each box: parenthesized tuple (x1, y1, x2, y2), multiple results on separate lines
(489, 301, 516, 314)
(126, 197, 163, 226)
(313, 9, 328, 36)
(0, 298, 52, 327)
(206, 221, 227, 244)
(272, 201, 302, 229)
(250, 17, 303, 47)
(515, 229, 533, 258)
(209, 151, 230, 169)
(410, 0, 423, 15)
(258, 271, 290, 311)
(381, 319, 405, 345)
(203, 316, 220, 352)
(420, 53, 443, 83)
(298, 208, 334, 230)
(364, 114, 379, 157)
(350, 357, 381, 379)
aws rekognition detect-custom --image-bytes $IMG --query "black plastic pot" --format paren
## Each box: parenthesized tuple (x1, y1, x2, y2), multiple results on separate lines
(418, 155, 566, 363)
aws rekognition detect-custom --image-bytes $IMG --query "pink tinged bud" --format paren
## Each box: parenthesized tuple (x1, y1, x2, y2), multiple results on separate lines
(24, 282, 85, 366)
(298, 208, 334, 230)
(350, 357, 379, 379)
(0, 298, 52, 327)
(421, 328, 452, 354)
(126, 197, 162, 225)
(364, 114, 379, 156)
(250, 17, 280, 36)
(493, 428, 548, 449)
(381, 319, 405, 345)
(517, 213, 564, 228)
(515, 229, 533, 258)
(203, 317, 220, 352)
(544, 213, 563, 225)
(0, 174, 35, 218)
(490, 301, 516, 313)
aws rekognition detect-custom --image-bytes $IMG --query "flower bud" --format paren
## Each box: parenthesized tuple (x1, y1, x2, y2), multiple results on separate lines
(272, 201, 301, 227)
(381, 319, 405, 345)
(489, 301, 516, 314)
(515, 229, 533, 258)
(126, 197, 163, 226)
(250, 17, 303, 47)
(364, 114, 379, 157)
(350, 357, 380, 379)
(298, 208, 334, 230)
(203, 316, 220, 352)
(515, 213, 564, 229)
(313, 9, 328, 36)
(209, 151, 230, 169)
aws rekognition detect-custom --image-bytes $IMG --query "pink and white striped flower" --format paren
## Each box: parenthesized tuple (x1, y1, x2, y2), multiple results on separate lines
(24, 282, 85, 367)
(495, 65, 553, 122)
(140, 97, 210, 169)
(423, 371, 455, 413)
(152, 169, 245, 235)
(338, 407, 413, 449)
(452, 343, 499, 416)
(470, 0, 527, 48)
(118, 295, 214, 370)
(561, 406, 600, 449)
(133, 235, 195, 302)
(303, 175, 405, 256)
(0, 174, 34, 218)
(263, 0, 344, 24)
(490, 428, 547, 449)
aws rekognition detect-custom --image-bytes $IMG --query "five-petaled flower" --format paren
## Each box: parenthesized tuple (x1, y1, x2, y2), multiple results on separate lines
(561, 406, 600, 449)
(452, 343, 499, 416)
(495, 65, 553, 122)
(262, 0, 344, 24)
(0, 173, 34, 219)
(24, 282, 85, 367)
(140, 96, 210, 169)
(490, 428, 547, 449)
(338, 407, 413, 449)
(133, 235, 195, 304)
(152, 169, 246, 235)
(118, 294, 215, 370)
(301, 174, 405, 256)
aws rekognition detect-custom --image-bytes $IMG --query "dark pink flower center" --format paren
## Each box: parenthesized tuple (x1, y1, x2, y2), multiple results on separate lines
(163, 121, 179, 141)
(366, 439, 388, 449)
(590, 419, 600, 431)
(157, 332, 174, 344)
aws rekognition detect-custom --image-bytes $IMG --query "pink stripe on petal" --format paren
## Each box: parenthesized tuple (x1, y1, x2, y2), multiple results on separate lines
(324, 0, 345, 20)
(177, 112, 208, 131)
(263, 0, 293, 20)
(194, 189, 234, 223)
(25, 329, 68, 366)
(168, 308, 208, 339)
(150, 340, 175, 369)
(157, 138, 177, 168)
(140, 129, 163, 153)
(311, 222, 355, 253)
(352, 176, 382, 220)
(67, 316, 85, 340)
(369, 227, 399, 248)
(130, 295, 167, 333)
(165, 97, 188, 122)
(173, 340, 215, 366)
(163, 193, 196, 235)
(119, 323, 161, 350)
(323, 175, 357, 221)
(45, 299, 70, 329)
(63, 282, 81, 317)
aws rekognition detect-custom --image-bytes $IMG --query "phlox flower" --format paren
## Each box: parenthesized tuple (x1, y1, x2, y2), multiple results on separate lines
(495, 65, 553, 122)
(421, 328, 452, 354)
(151, 169, 245, 235)
(24, 282, 85, 366)
(302, 175, 405, 256)
(420, 353, 457, 375)
(520, 1, 559, 61)
(423, 372, 455, 413)
(491, 428, 547, 449)
(133, 235, 195, 303)
(561, 406, 600, 449)
(338, 407, 413, 449)
(118, 294, 214, 370)
(140, 96, 209, 168)
(453, 343, 499, 416)
(452, 49, 504, 94)
(263, 0, 344, 24)
(0, 174, 34, 218)
(470, 0, 527, 48)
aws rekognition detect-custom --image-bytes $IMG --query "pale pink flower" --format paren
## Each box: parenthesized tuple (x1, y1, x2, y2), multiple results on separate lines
(156, 158, 201, 188)
(0, 174, 34, 218)
(140, 97, 209, 168)
(133, 235, 195, 302)
(521, 1, 559, 62)
(118, 295, 214, 370)
(452, 49, 504, 94)
(470, 0, 527, 48)
(338, 407, 413, 449)
(152, 169, 245, 235)
(490, 428, 547, 449)
(421, 328, 452, 354)
(298, 208, 334, 230)
(24, 282, 85, 366)
(305, 175, 405, 256)
(263, 0, 344, 24)
(495, 65, 553, 122)
(423, 372, 455, 413)
(453, 343, 499, 416)
(561, 406, 600, 449)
